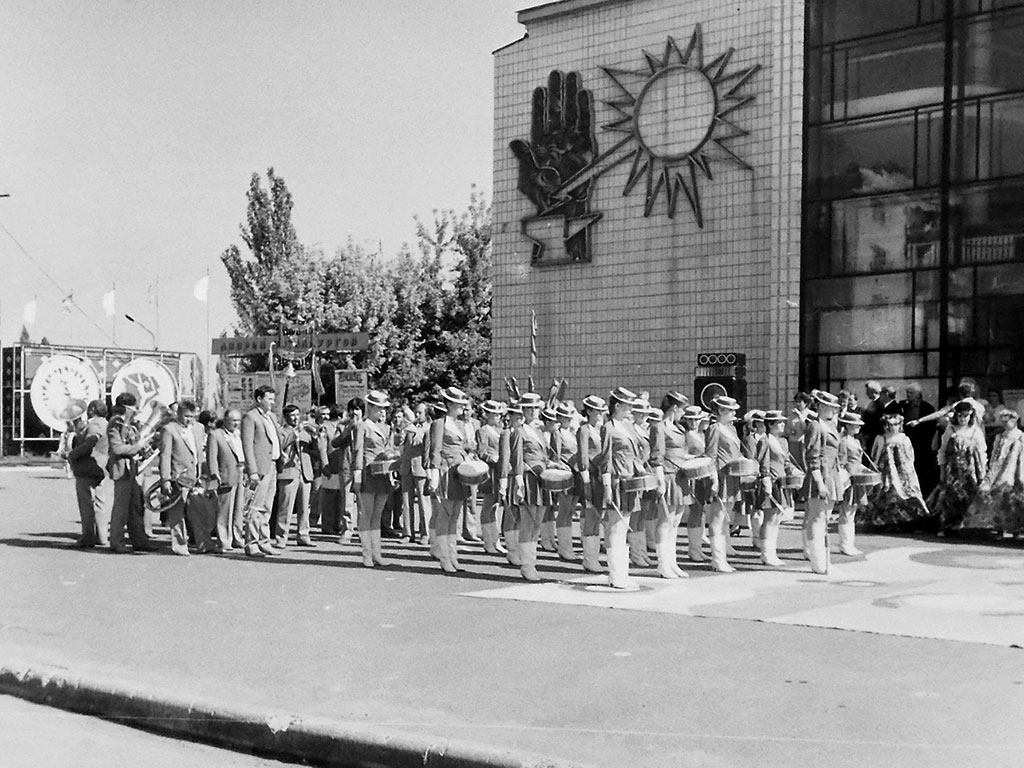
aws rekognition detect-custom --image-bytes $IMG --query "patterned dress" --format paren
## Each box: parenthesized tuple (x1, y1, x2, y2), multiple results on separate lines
(862, 434, 930, 527)
(927, 428, 985, 532)
(962, 429, 1024, 534)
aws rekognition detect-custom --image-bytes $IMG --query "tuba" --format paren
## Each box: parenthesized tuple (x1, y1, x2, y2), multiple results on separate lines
(134, 403, 173, 474)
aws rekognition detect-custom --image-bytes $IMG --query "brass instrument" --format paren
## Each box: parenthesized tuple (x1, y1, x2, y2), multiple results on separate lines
(134, 403, 173, 474)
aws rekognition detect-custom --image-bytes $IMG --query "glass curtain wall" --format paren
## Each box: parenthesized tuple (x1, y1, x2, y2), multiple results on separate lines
(802, 0, 1024, 409)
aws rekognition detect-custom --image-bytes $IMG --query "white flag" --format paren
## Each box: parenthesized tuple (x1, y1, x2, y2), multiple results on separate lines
(102, 289, 116, 316)
(22, 300, 37, 324)
(61, 293, 73, 313)
(193, 275, 209, 302)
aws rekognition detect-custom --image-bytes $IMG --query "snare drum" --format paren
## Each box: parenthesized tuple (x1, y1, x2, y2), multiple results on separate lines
(455, 459, 489, 487)
(850, 471, 881, 487)
(623, 474, 658, 493)
(680, 457, 714, 481)
(728, 458, 759, 477)
(539, 467, 574, 493)
(368, 458, 399, 476)
(780, 469, 805, 489)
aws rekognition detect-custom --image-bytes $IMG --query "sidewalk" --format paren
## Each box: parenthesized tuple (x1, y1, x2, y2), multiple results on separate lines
(2, 466, 1023, 768)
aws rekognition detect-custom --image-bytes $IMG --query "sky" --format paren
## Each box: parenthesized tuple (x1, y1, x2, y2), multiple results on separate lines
(0, 0, 526, 363)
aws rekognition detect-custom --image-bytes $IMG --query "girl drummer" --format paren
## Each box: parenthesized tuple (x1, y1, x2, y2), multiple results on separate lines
(538, 407, 560, 552)
(756, 410, 794, 566)
(476, 400, 509, 555)
(597, 387, 646, 590)
(550, 402, 580, 562)
(802, 390, 842, 574)
(649, 391, 692, 579)
(836, 411, 867, 555)
(575, 395, 606, 573)
(509, 392, 548, 581)
(743, 410, 768, 551)
(352, 390, 396, 568)
(502, 403, 524, 566)
(424, 387, 473, 574)
(629, 400, 655, 567)
(680, 405, 711, 562)
(703, 395, 744, 573)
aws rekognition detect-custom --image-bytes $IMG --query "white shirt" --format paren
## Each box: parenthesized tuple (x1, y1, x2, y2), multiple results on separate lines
(226, 430, 244, 464)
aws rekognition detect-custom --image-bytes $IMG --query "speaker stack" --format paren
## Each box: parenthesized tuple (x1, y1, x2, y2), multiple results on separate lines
(694, 352, 747, 413)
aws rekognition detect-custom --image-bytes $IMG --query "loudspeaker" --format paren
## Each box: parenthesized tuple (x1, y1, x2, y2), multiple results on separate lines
(694, 377, 747, 413)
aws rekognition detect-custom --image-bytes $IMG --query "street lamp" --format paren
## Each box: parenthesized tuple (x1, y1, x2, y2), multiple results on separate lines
(124, 313, 157, 350)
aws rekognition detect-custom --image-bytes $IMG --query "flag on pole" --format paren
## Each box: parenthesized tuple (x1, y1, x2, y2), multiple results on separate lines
(102, 289, 116, 317)
(193, 275, 209, 302)
(61, 293, 73, 313)
(22, 300, 37, 324)
(311, 350, 325, 397)
(530, 310, 538, 368)
(147, 283, 158, 306)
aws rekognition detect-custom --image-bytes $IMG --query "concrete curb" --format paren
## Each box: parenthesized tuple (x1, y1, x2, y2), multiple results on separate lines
(0, 659, 593, 768)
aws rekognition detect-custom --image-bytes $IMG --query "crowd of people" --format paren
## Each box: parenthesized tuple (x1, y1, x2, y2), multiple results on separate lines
(62, 376, 1024, 590)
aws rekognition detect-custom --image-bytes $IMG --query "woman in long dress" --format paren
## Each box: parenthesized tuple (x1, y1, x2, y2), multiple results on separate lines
(648, 391, 691, 579)
(928, 400, 986, 534)
(962, 409, 1024, 535)
(862, 412, 930, 529)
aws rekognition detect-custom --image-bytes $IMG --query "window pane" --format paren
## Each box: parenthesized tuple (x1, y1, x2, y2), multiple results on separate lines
(953, 95, 1024, 182)
(825, 194, 940, 275)
(811, 0, 938, 46)
(825, 28, 946, 121)
(806, 274, 918, 351)
(953, 9, 1024, 95)
(955, 181, 1024, 264)
(830, 353, 926, 379)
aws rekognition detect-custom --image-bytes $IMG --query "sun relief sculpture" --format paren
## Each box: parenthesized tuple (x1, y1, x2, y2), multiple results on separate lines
(511, 25, 760, 265)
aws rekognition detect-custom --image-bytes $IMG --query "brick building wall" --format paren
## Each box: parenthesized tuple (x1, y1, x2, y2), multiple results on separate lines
(491, 0, 805, 409)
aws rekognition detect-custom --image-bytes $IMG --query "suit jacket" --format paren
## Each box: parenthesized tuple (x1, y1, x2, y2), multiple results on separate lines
(68, 416, 109, 483)
(241, 407, 279, 476)
(277, 424, 316, 482)
(106, 413, 146, 481)
(206, 427, 242, 488)
(159, 420, 200, 483)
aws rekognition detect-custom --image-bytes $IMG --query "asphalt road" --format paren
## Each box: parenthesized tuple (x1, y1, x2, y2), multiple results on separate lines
(0, 694, 293, 768)
(1, 466, 1023, 768)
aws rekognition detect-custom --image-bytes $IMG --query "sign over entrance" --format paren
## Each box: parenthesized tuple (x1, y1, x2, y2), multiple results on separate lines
(211, 332, 368, 356)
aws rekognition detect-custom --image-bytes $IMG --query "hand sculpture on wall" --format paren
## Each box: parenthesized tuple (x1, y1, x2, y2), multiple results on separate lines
(510, 70, 602, 264)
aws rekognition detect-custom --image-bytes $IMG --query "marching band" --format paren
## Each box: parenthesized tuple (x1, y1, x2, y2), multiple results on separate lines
(62, 378, 1024, 590)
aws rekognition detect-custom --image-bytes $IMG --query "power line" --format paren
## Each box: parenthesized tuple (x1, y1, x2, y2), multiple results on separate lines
(0, 217, 120, 347)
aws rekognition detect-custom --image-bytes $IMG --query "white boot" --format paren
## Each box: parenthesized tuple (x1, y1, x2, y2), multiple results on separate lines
(607, 518, 638, 590)
(556, 525, 578, 561)
(430, 533, 441, 560)
(644, 518, 658, 553)
(448, 536, 464, 572)
(360, 532, 374, 567)
(749, 511, 764, 551)
(436, 534, 457, 573)
(484, 521, 507, 554)
(686, 525, 707, 562)
(801, 523, 811, 561)
(581, 535, 603, 573)
(710, 516, 735, 573)
(655, 528, 680, 579)
(760, 520, 784, 567)
(370, 530, 390, 566)
(806, 505, 829, 574)
(539, 520, 557, 552)
(520, 540, 541, 581)
(838, 520, 861, 556)
(504, 528, 521, 565)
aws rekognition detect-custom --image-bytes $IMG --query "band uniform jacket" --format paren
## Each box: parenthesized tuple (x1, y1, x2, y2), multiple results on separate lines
(803, 417, 842, 502)
(68, 416, 109, 484)
(353, 419, 394, 494)
(576, 422, 604, 508)
(425, 416, 472, 500)
(278, 424, 317, 483)
(649, 419, 692, 503)
(704, 421, 744, 503)
(757, 433, 793, 510)
(241, 407, 279, 477)
(107, 413, 145, 481)
(838, 432, 869, 505)
(550, 426, 578, 468)
(159, 421, 200, 485)
(206, 427, 242, 489)
(475, 423, 509, 497)
(509, 421, 548, 506)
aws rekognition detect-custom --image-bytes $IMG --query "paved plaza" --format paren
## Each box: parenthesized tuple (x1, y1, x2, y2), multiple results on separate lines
(2, 465, 1023, 768)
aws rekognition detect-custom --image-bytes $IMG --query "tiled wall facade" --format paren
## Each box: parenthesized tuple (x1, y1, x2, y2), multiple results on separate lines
(492, 0, 805, 408)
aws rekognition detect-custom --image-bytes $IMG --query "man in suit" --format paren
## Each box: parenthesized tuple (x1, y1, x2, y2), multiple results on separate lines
(860, 381, 884, 451)
(106, 393, 156, 553)
(307, 405, 330, 529)
(272, 404, 318, 548)
(240, 385, 281, 557)
(207, 408, 244, 553)
(159, 399, 215, 555)
(67, 399, 112, 548)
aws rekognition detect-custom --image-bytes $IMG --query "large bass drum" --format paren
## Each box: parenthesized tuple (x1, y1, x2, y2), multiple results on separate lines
(29, 355, 103, 432)
(111, 358, 178, 423)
